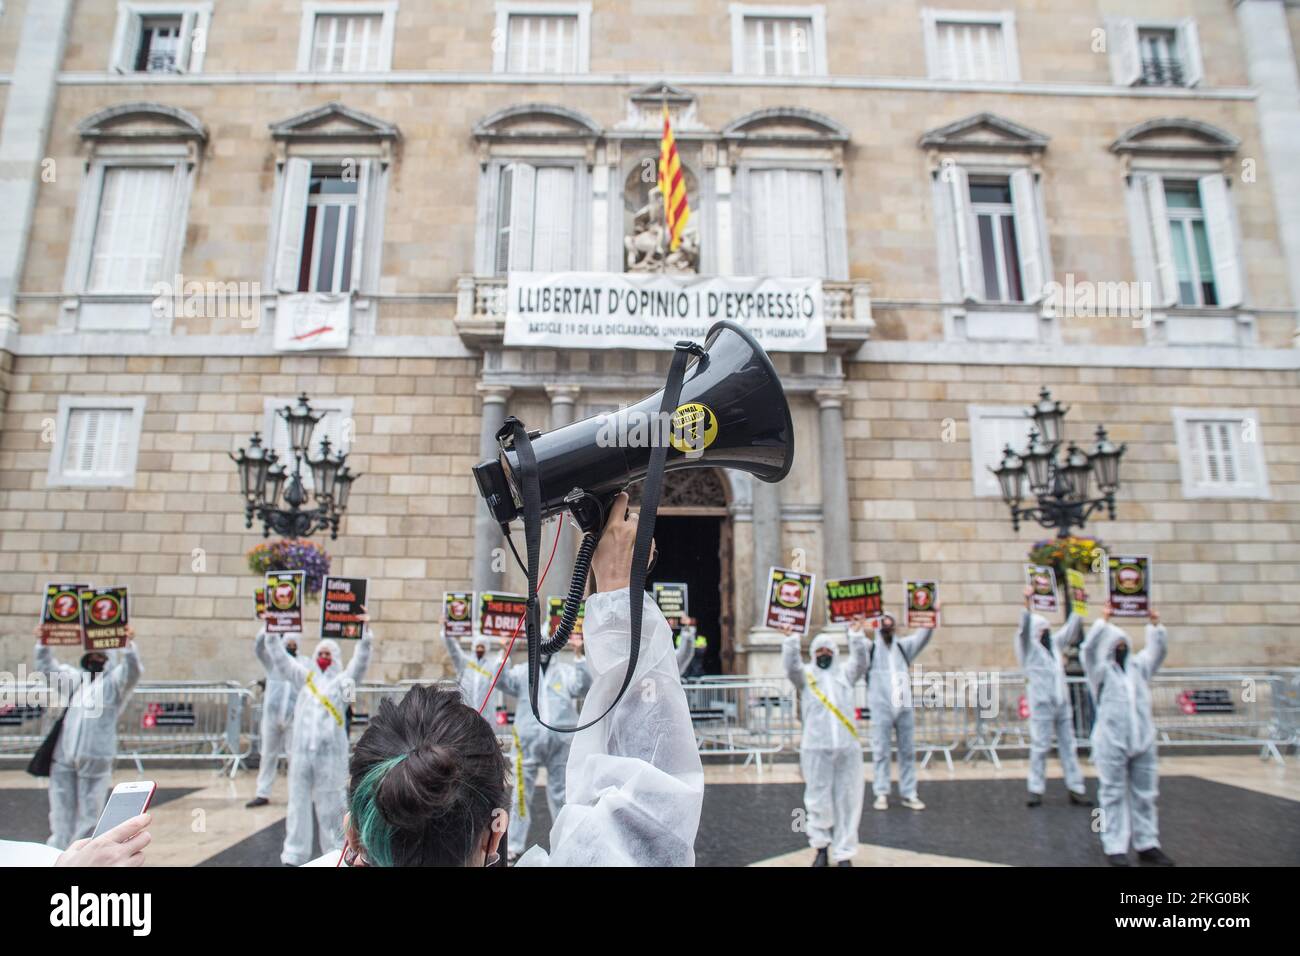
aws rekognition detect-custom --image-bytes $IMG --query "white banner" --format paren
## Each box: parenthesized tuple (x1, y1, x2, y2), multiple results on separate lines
(504, 271, 827, 352)
(274, 292, 350, 351)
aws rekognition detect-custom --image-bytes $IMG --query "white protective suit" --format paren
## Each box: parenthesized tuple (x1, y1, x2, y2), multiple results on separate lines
(783, 629, 870, 863)
(262, 630, 372, 865)
(517, 588, 704, 866)
(33, 642, 142, 849)
(498, 649, 592, 856)
(443, 630, 499, 713)
(865, 625, 933, 798)
(253, 630, 301, 799)
(1081, 618, 1168, 856)
(1016, 610, 1086, 796)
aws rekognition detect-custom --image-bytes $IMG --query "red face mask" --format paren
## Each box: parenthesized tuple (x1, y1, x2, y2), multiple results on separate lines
(317, 655, 332, 671)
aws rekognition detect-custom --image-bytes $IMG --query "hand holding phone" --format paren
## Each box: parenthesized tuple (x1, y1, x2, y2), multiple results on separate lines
(92, 781, 156, 839)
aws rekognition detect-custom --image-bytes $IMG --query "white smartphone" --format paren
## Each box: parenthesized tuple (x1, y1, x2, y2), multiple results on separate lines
(91, 781, 156, 838)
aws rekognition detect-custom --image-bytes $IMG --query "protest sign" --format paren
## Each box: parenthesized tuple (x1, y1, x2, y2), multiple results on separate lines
(444, 591, 474, 639)
(824, 575, 882, 625)
(907, 581, 939, 628)
(479, 592, 527, 638)
(321, 576, 368, 639)
(1025, 565, 1061, 614)
(40, 583, 87, 646)
(264, 571, 304, 635)
(80, 586, 130, 650)
(767, 567, 816, 634)
(1107, 555, 1151, 617)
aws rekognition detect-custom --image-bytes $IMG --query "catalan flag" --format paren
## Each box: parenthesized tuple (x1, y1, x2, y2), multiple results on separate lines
(658, 104, 690, 251)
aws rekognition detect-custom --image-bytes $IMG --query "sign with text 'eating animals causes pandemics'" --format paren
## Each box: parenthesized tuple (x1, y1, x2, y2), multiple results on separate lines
(505, 271, 827, 352)
(824, 575, 882, 625)
(264, 571, 304, 635)
(320, 576, 367, 639)
(40, 583, 88, 647)
(767, 567, 815, 635)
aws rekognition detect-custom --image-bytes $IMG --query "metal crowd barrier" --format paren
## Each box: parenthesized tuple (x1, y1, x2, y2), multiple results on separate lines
(0, 681, 253, 776)
(5, 668, 1293, 777)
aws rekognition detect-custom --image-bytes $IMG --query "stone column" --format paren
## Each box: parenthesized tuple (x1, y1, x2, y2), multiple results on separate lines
(750, 478, 782, 627)
(545, 384, 581, 595)
(472, 383, 512, 591)
(0, 0, 74, 323)
(1235, 0, 1300, 339)
(816, 386, 852, 578)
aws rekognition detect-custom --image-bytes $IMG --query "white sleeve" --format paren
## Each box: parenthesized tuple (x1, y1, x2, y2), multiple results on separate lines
(781, 635, 805, 687)
(33, 643, 79, 679)
(442, 631, 467, 675)
(518, 588, 703, 867)
(675, 627, 695, 676)
(1137, 624, 1168, 680)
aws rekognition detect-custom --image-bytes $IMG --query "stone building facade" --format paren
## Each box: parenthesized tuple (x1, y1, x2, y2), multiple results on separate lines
(0, 0, 1297, 684)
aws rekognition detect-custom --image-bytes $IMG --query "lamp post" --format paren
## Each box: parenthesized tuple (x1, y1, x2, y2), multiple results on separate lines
(230, 393, 361, 539)
(989, 388, 1127, 539)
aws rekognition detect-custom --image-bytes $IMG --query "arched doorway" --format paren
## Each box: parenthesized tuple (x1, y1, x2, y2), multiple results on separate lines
(629, 468, 734, 674)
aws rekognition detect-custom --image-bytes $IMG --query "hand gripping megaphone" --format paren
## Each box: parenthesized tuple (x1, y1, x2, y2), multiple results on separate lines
(472, 320, 794, 731)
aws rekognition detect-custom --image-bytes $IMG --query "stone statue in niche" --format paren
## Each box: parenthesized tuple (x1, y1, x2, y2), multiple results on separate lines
(624, 186, 700, 274)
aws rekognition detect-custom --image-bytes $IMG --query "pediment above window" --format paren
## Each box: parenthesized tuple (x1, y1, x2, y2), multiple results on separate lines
(918, 112, 1048, 154)
(614, 82, 706, 133)
(78, 103, 208, 145)
(1110, 118, 1239, 159)
(269, 102, 399, 163)
(473, 103, 602, 166)
(721, 107, 849, 144)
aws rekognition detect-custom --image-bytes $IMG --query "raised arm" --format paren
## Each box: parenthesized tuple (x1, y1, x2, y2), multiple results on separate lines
(264, 631, 309, 683)
(33, 642, 79, 680)
(1051, 613, 1084, 656)
(442, 630, 468, 675)
(522, 586, 703, 867)
(105, 641, 143, 700)
(845, 625, 871, 684)
(1136, 619, 1168, 680)
(495, 660, 523, 698)
(253, 629, 274, 672)
(897, 627, 933, 664)
(781, 633, 806, 688)
(344, 630, 374, 684)
(1080, 617, 1111, 700)
(1014, 609, 1034, 667)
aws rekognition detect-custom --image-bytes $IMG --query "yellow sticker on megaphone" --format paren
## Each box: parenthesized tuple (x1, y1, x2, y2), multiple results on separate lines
(669, 402, 718, 454)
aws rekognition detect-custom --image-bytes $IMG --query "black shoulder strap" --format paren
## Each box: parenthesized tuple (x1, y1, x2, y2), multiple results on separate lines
(512, 341, 698, 733)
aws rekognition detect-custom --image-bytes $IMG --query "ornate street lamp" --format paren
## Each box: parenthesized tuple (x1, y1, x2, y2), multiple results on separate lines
(990, 388, 1126, 536)
(229, 393, 361, 539)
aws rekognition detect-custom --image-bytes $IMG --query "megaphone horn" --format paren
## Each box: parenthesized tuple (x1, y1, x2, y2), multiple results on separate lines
(473, 320, 795, 528)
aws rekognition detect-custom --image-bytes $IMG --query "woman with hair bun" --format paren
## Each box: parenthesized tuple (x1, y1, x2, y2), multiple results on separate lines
(309, 491, 704, 867)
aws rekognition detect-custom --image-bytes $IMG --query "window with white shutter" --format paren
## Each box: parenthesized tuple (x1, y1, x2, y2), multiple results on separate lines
(729, 5, 826, 76)
(110, 3, 211, 74)
(263, 397, 355, 491)
(494, 4, 590, 74)
(923, 11, 1020, 82)
(297, 3, 396, 73)
(748, 168, 827, 278)
(1106, 18, 1203, 88)
(492, 163, 577, 274)
(968, 406, 1032, 497)
(1173, 408, 1269, 499)
(49, 397, 146, 488)
(86, 166, 174, 294)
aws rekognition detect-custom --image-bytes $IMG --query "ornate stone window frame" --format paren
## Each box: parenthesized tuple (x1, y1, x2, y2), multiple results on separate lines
(471, 103, 599, 275)
(296, 1, 398, 74)
(46, 395, 147, 489)
(61, 103, 207, 334)
(724, 107, 850, 281)
(1111, 118, 1250, 347)
(921, 8, 1021, 83)
(109, 1, 213, 75)
(264, 102, 399, 343)
(920, 112, 1055, 344)
(492, 1, 592, 74)
(1172, 407, 1270, 500)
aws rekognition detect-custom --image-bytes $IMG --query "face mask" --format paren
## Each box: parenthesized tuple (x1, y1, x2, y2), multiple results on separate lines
(1114, 646, 1128, 669)
(815, 654, 833, 670)
(317, 655, 332, 671)
(540, 654, 552, 673)
(1039, 632, 1052, 653)
(83, 658, 106, 674)
(286, 646, 298, 658)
